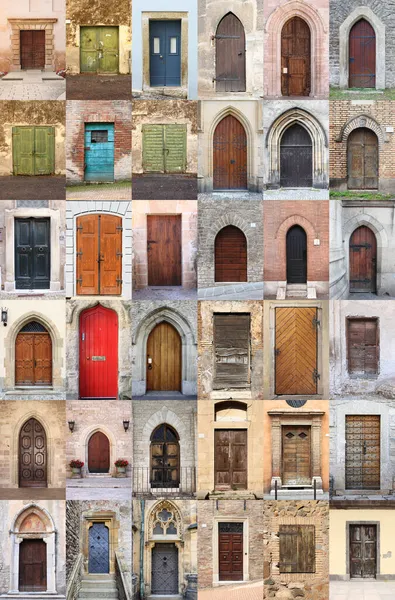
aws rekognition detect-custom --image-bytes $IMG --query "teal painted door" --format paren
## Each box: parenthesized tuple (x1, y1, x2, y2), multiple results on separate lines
(13, 127, 54, 176)
(142, 124, 186, 173)
(84, 124, 114, 182)
(80, 27, 119, 74)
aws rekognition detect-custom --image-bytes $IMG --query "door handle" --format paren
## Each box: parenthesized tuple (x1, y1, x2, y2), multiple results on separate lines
(363, 440, 367, 455)
(86, 357, 90, 360)
(147, 355, 153, 370)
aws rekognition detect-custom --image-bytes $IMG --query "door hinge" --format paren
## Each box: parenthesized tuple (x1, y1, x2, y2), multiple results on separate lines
(116, 250, 123, 258)
(116, 278, 123, 285)
(274, 348, 281, 356)
(312, 317, 320, 328)
(312, 369, 321, 384)
(77, 276, 82, 285)
(116, 226, 123, 231)
(76, 250, 83, 257)
(77, 224, 83, 231)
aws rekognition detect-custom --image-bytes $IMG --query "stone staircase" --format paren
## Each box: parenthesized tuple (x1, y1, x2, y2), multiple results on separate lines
(78, 574, 118, 599)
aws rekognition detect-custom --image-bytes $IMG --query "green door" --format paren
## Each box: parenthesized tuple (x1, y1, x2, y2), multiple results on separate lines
(80, 26, 119, 74)
(13, 127, 54, 176)
(142, 124, 186, 173)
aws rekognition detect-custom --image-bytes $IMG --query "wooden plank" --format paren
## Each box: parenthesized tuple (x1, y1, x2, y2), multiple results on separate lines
(214, 313, 250, 388)
(100, 214, 122, 295)
(215, 13, 246, 92)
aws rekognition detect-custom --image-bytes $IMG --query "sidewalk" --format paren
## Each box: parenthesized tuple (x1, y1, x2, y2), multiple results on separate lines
(199, 581, 263, 600)
(330, 581, 395, 599)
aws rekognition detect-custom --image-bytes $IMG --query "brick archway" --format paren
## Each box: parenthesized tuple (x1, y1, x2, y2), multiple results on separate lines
(8, 19, 58, 71)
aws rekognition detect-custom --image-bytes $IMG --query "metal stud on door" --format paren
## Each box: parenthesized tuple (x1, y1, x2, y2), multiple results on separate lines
(151, 544, 179, 594)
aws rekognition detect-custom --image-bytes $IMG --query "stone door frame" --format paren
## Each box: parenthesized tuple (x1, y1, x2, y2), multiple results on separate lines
(82, 511, 118, 575)
(212, 516, 249, 586)
(8, 19, 58, 71)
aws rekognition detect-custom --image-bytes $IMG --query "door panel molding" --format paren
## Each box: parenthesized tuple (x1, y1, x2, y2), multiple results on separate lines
(213, 517, 248, 585)
(346, 522, 379, 579)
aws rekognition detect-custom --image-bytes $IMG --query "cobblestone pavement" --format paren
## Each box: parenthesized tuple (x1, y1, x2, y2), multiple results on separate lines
(264, 189, 329, 200)
(0, 81, 65, 100)
(330, 581, 395, 599)
(67, 184, 132, 200)
(199, 581, 263, 600)
(133, 287, 197, 300)
(198, 282, 264, 300)
(199, 192, 262, 202)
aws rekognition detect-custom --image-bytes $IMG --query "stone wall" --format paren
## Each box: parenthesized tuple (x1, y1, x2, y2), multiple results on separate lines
(66, 500, 82, 581)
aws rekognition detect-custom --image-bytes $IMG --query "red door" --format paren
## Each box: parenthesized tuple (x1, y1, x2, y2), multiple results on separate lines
(79, 305, 118, 398)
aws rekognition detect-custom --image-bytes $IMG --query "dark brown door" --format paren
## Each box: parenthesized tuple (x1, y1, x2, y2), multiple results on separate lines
(214, 429, 247, 490)
(349, 19, 376, 88)
(219, 523, 243, 581)
(347, 318, 379, 375)
(19, 418, 47, 488)
(20, 30, 45, 69)
(15, 323, 52, 386)
(350, 525, 377, 578)
(215, 13, 246, 92)
(280, 124, 312, 187)
(282, 426, 311, 486)
(147, 322, 181, 391)
(19, 539, 46, 592)
(346, 415, 380, 490)
(275, 307, 318, 395)
(349, 226, 377, 293)
(88, 431, 110, 473)
(215, 225, 247, 282)
(348, 128, 378, 190)
(281, 17, 310, 96)
(279, 525, 315, 573)
(76, 214, 122, 295)
(150, 424, 180, 487)
(147, 215, 182, 286)
(213, 115, 247, 190)
(286, 225, 307, 283)
(214, 313, 250, 389)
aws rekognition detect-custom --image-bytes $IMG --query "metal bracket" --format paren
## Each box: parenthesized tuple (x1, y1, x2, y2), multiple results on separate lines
(312, 317, 320, 328)
(312, 369, 321, 384)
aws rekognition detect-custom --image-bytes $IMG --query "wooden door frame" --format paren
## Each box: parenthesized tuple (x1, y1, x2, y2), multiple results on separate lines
(212, 517, 249, 585)
(346, 317, 379, 378)
(346, 521, 380, 579)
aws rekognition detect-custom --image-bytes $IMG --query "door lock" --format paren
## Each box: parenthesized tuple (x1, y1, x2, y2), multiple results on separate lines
(230, 159, 236, 164)
(147, 356, 153, 370)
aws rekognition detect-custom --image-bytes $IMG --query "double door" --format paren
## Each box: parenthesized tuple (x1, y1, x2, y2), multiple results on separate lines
(15, 324, 52, 387)
(213, 115, 247, 190)
(345, 415, 380, 490)
(19, 417, 47, 488)
(348, 128, 378, 190)
(282, 425, 311, 486)
(281, 17, 311, 96)
(350, 525, 377, 578)
(215, 429, 247, 490)
(20, 30, 45, 69)
(15, 217, 50, 289)
(80, 27, 119, 74)
(13, 126, 54, 176)
(143, 124, 186, 173)
(219, 523, 243, 581)
(150, 21, 181, 87)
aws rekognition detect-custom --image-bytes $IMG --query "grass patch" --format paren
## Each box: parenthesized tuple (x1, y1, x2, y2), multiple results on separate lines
(330, 87, 395, 100)
(330, 190, 394, 200)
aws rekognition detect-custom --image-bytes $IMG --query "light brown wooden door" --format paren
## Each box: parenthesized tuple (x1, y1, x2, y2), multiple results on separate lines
(15, 322, 52, 386)
(350, 525, 377, 578)
(214, 429, 247, 490)
(275, 307, 318, 395)
(348, 128, 378, 190)
(219, 523, 243, 581)
(215, 225, 247, 282)
(147, 322, 181, 391)
(88, 431, 110, 473)
(282, 425, 311, 485)
(347, 318, 379, 375)
(147, 215, 182, 286)
(76, 214, 122, 295)
(281, 17, 310, 96)
(214, 313, 250, 389)
(213, 115, 247, 190)
(349, 226, 377, 293)
(19, 539, 47, 592)
(19, 418, 47, 488)
(279, 525, 315, 573)
(346, 415, 380, 490)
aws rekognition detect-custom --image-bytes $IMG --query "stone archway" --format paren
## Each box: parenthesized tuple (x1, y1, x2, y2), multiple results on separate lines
(7, 19, 58, 71)
(335, 114, 386, 145)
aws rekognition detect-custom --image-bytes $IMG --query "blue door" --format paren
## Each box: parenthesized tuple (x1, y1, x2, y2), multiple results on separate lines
(84, 123, 114, 182)
(89, 523, 109, 574)
(150, 20, 181, 87)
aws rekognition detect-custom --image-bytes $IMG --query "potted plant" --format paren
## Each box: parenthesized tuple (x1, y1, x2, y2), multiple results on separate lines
(114, 459, 129, 477)
(69, 459, 84, 478)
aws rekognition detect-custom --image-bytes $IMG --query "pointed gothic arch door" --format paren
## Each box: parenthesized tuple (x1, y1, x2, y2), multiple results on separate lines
(349, 226, 377, 293)
(280, 123, 312, 187)
(88, 431, 110, 473)
(150, 423, 180, 488)
(19, 417, 47, 488)
(286, 225, 307, 283)
(213, 114, 247, 190)
(15, 321, 52, 386)
(349, 19, 376, 88)
(281, 17, 311, 96)
(215, 225, 247, 282)
(147, 322, 181, 392)
(215, 13, 246, 92)
(348, 128, 378, 190)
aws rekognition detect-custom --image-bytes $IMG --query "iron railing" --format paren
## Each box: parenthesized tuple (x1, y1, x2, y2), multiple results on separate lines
(132, 467, 196, 497)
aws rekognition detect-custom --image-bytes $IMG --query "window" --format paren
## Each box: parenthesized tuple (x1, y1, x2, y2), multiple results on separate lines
(153, 37, 160, 54)
(90, 130, 108, 143)
(279, 525, 315, 573)
(169, 37, 178, 54)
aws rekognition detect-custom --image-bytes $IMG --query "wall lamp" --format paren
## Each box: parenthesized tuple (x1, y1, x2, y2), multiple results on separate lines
(68, 421, 75, 433)
(123, 420, 130, 432)
(1, 308, 8, 326)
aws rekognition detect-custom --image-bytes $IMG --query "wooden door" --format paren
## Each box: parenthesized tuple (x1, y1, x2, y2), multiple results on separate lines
(350, 525, 377, 578)
(282, 425, 311, 486)
(213, 115, 247, 190)
(347, 318, 379, 375)
(219, 523, 243, 581)
(349, 20, 376, 88)
(280, 123, 312, 187)
(79, 305, 118, 398)
(346, 415, 380, 490)
(84, 124, 114, 182)
(20, 30, 45, 69)
(76, 214, 122, 295)
(147, 322, 181, 391)
(19, 539, 46, 592)
(281, 17, 310, 96)
(214, 313, 250, 389)
(279, 525, 315, 573)
(215, 226, 247, 282)
(214, 429, 247, 490)
(142, 125, 187, 173)
(89, 523, 109, 574)
(215, 13, 246, 92)
(349, 226, 377, 293)
(13, 126, 54, 176)
(147, 215, 182, 286)
(151, 544, 179, 594)
(150, 424, 180, 487)
(275, 307, 318, 395)
(348, 128, 378, 189)
(19, 418, 47, 488)
(286, 225, 307, 284)
(15, 322, 52, 386)
(88, 431, 110, 473)
(15, 218, 50, 290)
(150, 20, 182, 87)
(80, 27, 119, 74)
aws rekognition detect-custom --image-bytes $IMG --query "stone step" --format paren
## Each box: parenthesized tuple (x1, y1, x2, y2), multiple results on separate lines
(1, 596, 65, 599)
(81, 581, 117, 589)
(79, 592, 118, 599)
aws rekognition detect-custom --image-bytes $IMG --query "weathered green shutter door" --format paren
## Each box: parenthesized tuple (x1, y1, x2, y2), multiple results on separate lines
(142, 125, 187, 173)
(34, 127, 54, 175)
(13, 127, 54, 176)
(80, 27, 98, 73)
(143, 125, 165, 172)
(164, 125, 187, 173)
(99, 28, 119, 73)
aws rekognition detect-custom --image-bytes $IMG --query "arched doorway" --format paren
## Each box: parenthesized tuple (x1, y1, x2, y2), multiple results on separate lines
(349, 19, 376, 88)
(150, 424, 180, 488)
(88, 431, 110, 473)
(349, 226, 377, 293)
(281, 17, 311, 96)
(79, 305, 118, 399)
(280, 123, 312, 187)
(213, 114, 247, 190)
(15, 321, 52, 386)
(286, 225, 307, 283)
(215, 13, 246, 92)
(347, 128, 378, 189)
(147, 322, 181, 392)
(215, 225, 247, 282)
(89, 523, 110, 573)
(19, 418, 47, 488)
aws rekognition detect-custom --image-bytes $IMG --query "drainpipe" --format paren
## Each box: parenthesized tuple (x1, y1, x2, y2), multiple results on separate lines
(140, 499, 145, 599)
